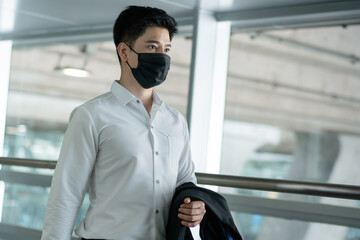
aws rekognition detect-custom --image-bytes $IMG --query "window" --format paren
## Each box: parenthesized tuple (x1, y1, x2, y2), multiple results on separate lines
(219, 25, 360, 239)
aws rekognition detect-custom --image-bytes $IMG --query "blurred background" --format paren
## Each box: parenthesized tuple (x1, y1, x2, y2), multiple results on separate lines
(1, 0, 360, 239)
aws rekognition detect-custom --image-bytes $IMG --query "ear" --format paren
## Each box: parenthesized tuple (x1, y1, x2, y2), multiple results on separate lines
(117, 42, 129, 63)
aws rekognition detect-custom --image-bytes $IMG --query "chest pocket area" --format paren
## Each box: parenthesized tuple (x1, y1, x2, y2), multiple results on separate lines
(152, 130, 171, 167)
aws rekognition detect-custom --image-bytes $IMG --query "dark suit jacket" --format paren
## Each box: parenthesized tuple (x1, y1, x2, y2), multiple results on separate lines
(166, 182, 243, 240)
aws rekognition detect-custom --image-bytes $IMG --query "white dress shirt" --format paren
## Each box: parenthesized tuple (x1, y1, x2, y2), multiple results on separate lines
(41, 81, 197, 240)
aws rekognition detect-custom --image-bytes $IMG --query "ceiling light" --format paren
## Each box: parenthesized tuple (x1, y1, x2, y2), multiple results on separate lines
(55, 67, 90, 78)
(54, 51, 92, 78)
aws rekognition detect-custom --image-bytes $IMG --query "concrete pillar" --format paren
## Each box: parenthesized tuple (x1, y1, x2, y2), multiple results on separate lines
(304, 134, 360, 240)
(256, 131, 340, 240)
(289, 131, 340, 182)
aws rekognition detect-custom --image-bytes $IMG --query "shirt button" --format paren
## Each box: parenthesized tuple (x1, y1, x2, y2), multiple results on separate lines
(136, 100, 140, 103)
(151, 125, 154, 129)
(155, 210, 159, 214)
(156, 180, 160, 184)
(155, 151, 159, 155)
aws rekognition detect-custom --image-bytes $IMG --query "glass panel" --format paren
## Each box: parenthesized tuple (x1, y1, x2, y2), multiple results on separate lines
(0, 165, 89, 231)
(221, 25, 360, 188)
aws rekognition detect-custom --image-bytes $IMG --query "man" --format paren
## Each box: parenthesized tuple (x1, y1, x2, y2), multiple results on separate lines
(41, 5, 206, 240)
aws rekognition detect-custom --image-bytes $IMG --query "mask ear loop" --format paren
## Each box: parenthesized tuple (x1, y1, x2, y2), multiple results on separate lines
(124, 42, 139, 54)
(124, 42, 138, 69)
(125, 60, 133, 69)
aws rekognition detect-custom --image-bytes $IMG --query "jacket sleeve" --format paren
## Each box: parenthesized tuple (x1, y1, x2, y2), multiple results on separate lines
(176, 117, 197, 187)
(41, 107, 98, 240)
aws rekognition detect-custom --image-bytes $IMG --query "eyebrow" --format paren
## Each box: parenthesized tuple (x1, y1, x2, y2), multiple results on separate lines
(145, 40, 171, 47)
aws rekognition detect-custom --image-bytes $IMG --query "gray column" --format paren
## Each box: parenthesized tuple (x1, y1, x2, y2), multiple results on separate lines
(187, 3, 231, 173)
(0, 40, 12, 157)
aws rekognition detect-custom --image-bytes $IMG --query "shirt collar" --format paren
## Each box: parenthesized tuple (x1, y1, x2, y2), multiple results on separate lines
(111, 80, 164, 108)
(111, 81, 135, 106)
(152, 89, 163, 107)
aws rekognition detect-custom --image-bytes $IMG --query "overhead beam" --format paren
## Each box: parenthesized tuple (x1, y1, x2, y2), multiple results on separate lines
(216, 1, 360, 32)
(256, 33, 360, 64)
(4, 1, 360, 47)
(0, 15, 194, 48)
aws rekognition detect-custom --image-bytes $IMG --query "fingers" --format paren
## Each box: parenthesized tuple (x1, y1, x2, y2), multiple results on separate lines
(178, 199, 206, 227)
(178, 212, 203, 223)
(178, 211, 203, 227)
(180, 201, 205, 209)
(178, 207, 203, 215)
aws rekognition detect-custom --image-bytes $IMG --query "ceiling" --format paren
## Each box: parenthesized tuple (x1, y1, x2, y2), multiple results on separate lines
(1, 0, 360, 47)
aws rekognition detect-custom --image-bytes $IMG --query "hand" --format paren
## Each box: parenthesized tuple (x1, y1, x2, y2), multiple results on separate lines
(178, 197, 206, 227)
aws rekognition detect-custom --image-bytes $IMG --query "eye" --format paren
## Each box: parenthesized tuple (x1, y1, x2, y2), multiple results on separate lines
(148, 45, 156, 50)
(165, 48, 171, 53)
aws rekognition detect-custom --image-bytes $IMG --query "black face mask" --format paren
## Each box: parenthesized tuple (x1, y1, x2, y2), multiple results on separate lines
(125, 43, 171, 89)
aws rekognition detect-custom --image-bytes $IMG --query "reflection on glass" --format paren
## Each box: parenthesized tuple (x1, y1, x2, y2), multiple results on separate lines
(4, 126, 64, 160)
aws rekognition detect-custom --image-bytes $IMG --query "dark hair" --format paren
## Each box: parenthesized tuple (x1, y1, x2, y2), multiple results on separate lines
(113, 6, 178, 64)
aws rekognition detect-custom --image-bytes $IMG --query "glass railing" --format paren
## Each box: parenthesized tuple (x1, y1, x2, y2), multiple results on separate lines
(1, 157, 359, 240)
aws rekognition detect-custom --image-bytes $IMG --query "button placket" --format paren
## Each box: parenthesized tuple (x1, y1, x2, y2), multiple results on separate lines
(152, 131, 160, 218)
(134, 99, 151, 122)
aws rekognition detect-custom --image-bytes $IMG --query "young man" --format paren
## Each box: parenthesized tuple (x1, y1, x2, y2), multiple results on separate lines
(41, 6, 206, 240)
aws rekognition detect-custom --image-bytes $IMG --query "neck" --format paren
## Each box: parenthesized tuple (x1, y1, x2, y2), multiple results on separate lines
(118, 72, 153, 110)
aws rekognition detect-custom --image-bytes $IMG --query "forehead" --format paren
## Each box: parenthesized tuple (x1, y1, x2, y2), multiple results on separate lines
(136, 26, 171, 43)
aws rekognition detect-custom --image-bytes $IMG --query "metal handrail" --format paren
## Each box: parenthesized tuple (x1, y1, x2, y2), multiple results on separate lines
(0, 157, 57, 169)
(196, 173, 360, 200)
(1, 157, 360, 200)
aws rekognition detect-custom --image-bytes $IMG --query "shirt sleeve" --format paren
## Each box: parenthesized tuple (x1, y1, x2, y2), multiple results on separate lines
(176, 117, 197, 187)
(41, 107, 98, 240)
